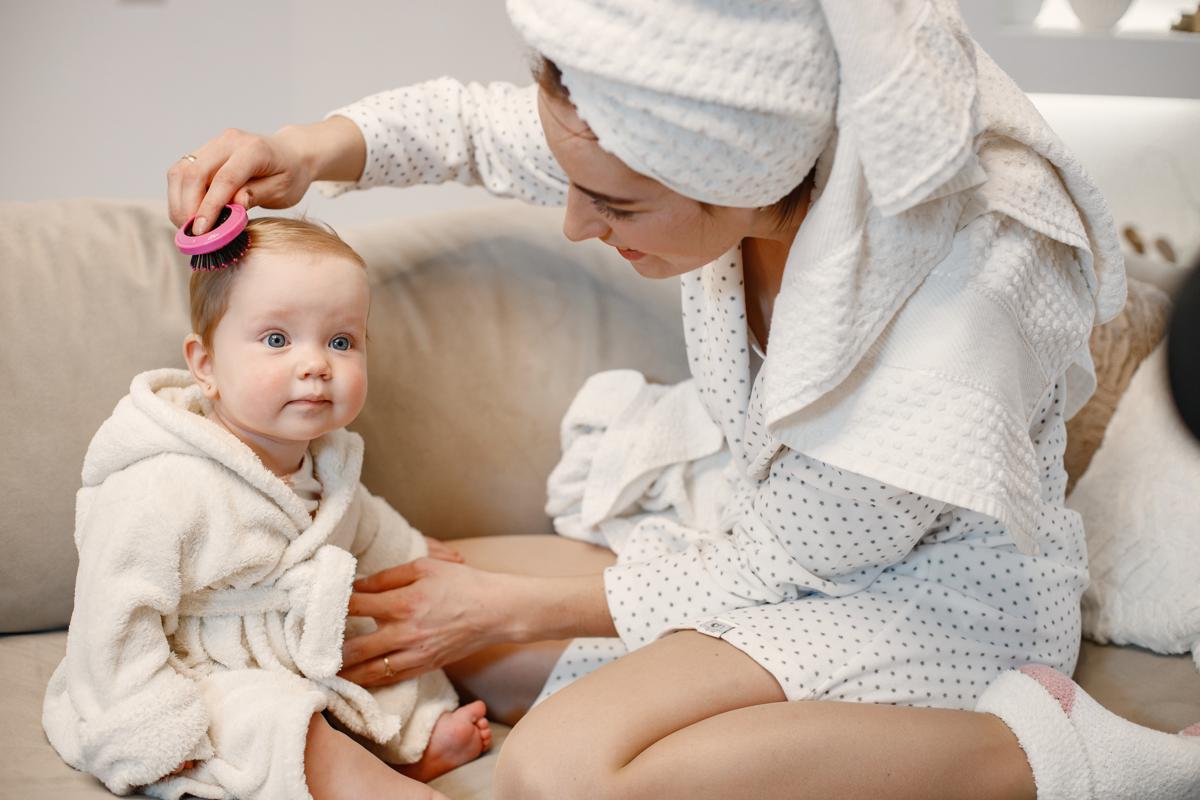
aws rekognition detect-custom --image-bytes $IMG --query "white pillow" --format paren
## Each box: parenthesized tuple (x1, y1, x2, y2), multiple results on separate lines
(1068, 343, 1200, 670)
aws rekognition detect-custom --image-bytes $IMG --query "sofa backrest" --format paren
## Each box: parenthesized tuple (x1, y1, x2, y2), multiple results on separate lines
(0, 199, 687, 633)
(0, 198, 1173, 634)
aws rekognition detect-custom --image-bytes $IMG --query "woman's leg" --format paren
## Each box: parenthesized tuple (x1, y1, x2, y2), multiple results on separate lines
(441, 535, 616, 725)
(494, 630, 1036, 800)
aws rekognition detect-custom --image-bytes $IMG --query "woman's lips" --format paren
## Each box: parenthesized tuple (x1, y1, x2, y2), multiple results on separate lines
(615, 246, 645, 261)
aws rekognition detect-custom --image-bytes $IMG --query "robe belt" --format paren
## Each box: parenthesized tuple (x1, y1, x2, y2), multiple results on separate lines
(177, 585, 292, 617)
(174, 545, 358, 680)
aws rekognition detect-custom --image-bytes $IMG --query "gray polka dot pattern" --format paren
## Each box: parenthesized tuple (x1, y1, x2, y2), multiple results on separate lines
(541, 237, 1087, 709)
(540, 378, 1086, 710)
(324, 79, 1091, 712)
(323, 79, 568, 205)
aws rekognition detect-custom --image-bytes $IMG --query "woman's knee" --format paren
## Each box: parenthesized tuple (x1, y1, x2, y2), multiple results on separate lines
(493, 704, 619, 800)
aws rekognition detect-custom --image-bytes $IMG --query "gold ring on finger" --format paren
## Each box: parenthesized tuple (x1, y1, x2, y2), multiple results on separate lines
(383, 655, 393, 678)
(181, 154, 198, 163)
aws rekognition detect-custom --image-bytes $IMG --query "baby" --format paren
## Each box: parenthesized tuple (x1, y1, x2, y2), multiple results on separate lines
(42, 217, 490, 800)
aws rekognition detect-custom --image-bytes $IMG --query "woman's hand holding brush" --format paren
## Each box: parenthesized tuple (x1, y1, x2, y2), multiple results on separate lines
(167, 116, 366, 234)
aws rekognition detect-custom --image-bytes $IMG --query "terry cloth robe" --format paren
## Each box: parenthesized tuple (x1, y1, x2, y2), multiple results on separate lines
(42, 369, 457, 800)
(319, 13, 1122, 707)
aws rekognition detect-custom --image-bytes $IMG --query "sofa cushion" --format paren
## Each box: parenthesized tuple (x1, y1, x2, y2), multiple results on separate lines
(342, 202, 687, 542)
(1069, 343, 1200, 666)
(2, 632, 1195, 799)
(1063, 277, 1172, 492)
(0, 631, 510, 799)
(0, 200, 192, 634)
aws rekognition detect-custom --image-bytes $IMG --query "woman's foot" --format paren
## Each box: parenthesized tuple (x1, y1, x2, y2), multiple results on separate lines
(977, 665, 1200, 799)
(400, 700, 493, 782)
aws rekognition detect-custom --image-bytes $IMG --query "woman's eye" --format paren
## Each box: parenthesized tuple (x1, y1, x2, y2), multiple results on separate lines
(591, 196, 635, 221)
(329, 335, 352, 352)
(264, 332, 287, 348)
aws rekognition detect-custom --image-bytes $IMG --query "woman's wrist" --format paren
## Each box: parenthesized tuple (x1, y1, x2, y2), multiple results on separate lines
(275, 116, 366, 184)
(491, 571, 617, 644)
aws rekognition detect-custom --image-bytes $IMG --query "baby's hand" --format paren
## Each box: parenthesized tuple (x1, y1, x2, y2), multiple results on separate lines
(424, 535, 464, 563)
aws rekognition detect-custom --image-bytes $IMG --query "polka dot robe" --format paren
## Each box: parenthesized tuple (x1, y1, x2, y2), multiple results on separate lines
(326, 79, 1089, 710)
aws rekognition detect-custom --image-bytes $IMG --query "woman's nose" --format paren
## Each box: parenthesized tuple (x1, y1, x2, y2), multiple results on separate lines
(562, 191, 610, 243)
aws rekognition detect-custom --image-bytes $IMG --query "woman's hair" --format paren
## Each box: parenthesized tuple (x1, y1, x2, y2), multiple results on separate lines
(534, 56, 813, 231)
(189, 216, 366, 348)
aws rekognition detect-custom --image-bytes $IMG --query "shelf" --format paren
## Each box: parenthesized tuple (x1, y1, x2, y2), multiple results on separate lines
(972, 26, 1200, 99)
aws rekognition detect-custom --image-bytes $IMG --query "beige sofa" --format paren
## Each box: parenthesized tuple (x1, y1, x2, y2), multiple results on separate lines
(2, 198, 1197, 799)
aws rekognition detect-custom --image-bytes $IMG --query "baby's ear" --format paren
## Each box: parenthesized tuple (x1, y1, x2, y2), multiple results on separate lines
(183, 333, 219, 399)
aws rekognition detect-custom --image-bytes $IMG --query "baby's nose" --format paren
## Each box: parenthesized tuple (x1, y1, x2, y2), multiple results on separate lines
(298, 351, 332, 379)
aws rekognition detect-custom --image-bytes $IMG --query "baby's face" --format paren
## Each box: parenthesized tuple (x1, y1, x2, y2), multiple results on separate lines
(204, 249, 369, 447)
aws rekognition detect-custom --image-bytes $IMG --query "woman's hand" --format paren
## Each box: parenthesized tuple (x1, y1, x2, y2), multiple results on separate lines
(340, 557, 506, 686)
(424, 535, 465, 563)
(166, 116, 366, 234)
(340, 558, 615, 688)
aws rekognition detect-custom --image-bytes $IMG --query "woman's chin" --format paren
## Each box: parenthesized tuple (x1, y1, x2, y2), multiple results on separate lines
(629, 255, 690, 280)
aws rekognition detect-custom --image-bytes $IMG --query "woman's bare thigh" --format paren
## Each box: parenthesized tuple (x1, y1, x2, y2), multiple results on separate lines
(494, 630, 786, 797)
(494, 630, 1034, 800)
(442, 535, 616, 725)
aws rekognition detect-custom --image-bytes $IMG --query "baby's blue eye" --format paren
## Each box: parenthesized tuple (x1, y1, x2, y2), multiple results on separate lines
(264, 332, 287, 348)
(329, 335, 351, 352)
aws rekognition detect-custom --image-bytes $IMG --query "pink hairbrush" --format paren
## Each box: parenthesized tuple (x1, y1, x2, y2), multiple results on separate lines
(175, 204, 250, 271)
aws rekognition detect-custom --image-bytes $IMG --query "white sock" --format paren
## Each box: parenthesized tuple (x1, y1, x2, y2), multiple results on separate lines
(976, 665, 1200, 799)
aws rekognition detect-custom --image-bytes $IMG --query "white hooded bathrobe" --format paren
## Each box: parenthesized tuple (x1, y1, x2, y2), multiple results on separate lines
(42, 369, 458, 800)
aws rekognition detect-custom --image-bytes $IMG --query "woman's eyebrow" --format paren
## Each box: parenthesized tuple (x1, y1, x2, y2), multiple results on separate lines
(573, 183, 638, 206)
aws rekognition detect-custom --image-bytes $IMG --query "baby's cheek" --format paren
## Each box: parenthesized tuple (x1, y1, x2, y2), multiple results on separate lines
(340, 364, 368, 417)
(241, 367, 292, 415)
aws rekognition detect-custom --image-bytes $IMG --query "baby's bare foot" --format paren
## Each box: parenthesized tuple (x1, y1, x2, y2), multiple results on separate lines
(399, 700, 492, 783)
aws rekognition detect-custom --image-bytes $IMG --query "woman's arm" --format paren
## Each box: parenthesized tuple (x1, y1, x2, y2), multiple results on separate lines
(509, 572, 617, 642)
(169, 79, 567, 232)
(167, 115, 365, 231)
(319, 79, 567, 205)
(338, 558, 614, 686)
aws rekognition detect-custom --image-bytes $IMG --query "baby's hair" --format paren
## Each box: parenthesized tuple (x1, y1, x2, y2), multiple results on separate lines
(189, 216, 367, 349)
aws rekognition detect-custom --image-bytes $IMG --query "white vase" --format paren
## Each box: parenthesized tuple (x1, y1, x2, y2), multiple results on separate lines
(1067, 0, 1135, 31)
(1001, 0, 1045, 25)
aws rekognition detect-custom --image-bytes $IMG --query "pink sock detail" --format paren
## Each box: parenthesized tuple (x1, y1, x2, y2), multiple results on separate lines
(1180, 723, 1200, 737)
(1019, 664, 1077, 716)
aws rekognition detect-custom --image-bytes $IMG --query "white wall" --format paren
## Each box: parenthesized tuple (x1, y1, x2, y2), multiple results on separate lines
(2, 0, 1198, 271)
(0, 0, 531, 226)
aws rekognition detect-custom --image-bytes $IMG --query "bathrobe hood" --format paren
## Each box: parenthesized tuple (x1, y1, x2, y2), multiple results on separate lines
(81, 368, 362, 547)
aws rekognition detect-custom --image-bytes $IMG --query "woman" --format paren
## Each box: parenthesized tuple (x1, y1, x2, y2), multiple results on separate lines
(168, 1, 1199, 797)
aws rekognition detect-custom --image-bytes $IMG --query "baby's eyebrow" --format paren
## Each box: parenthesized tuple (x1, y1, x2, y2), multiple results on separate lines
(248, 308, 294, 322)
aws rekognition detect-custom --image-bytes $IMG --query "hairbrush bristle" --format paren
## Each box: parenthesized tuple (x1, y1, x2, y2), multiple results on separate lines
(190, 229, 250, 271)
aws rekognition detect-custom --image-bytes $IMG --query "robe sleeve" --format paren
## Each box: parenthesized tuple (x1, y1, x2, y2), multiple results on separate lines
(347, 485, 427, 577)
(42, 462, 211, 795)
(320, 78, 568, 206)
(603, 449, 947, 651)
